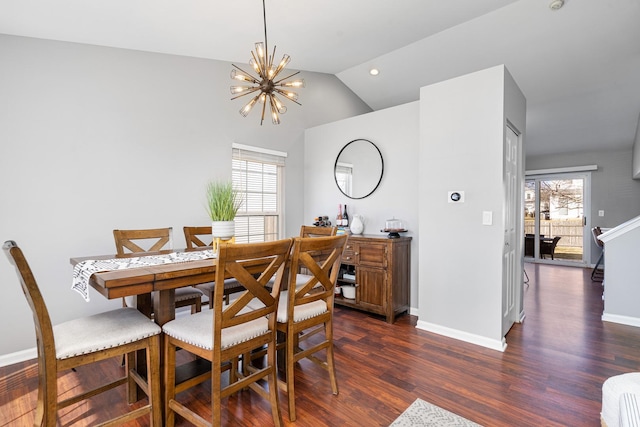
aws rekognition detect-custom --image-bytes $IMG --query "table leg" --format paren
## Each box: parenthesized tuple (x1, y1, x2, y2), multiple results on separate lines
(132, 290, 175, 425)
(154, 289, 175, 425)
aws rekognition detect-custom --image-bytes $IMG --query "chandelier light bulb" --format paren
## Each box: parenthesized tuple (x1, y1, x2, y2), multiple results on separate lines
(230, 69, 254, 83)
(280, 79, 305, 88)
(239, 95, 260, 117)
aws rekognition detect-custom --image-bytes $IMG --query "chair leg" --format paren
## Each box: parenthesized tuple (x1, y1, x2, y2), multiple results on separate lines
(126, 351, 137, 404)
(36, 359, 56, 427)
(286, 329, 297, 422)
(592, 251, 605, 281)
(191, 297, 202, 314)
(267, 341, 284, 427)
(147, 335, 162, 427)
(325, 321, 339, 395)
(212, 356, 223, 426)
(164, 339, 177, 427)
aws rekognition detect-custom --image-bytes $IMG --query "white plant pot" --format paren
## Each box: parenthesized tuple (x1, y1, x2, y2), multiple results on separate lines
(211, 221, 235, 240)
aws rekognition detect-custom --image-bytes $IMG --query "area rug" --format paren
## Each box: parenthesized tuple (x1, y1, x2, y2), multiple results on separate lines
(390, 398, 482, 427)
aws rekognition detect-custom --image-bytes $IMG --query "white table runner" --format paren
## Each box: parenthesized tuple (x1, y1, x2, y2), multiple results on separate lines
(72, 250, 216, 302)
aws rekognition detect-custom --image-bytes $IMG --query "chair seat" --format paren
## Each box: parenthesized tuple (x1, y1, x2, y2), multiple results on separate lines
(248, 291, 328, 323)
(277, 291, 328, 323)
(53, 307, 161, 360)
(171, 287, 204, 303)
(162, 309, 268, 351)
(195, 278, 244, 293)
(268, 273, 319, 289)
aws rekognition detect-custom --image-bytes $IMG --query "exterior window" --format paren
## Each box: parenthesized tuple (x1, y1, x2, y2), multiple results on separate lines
(232, 144, 286, 243)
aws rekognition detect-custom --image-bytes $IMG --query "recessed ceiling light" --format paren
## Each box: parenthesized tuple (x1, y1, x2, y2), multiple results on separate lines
(369, 68, 380, 76)
(549, 0, 564, 11)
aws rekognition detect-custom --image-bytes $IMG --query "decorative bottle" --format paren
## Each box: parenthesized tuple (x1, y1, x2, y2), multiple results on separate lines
(343, 204, 349, 227)
(337, 204, 343, 227)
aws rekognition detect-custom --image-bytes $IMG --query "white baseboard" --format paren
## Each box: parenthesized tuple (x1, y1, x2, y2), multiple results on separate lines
(415, 320, 507, 352)
(602, 313, 640, 328)
(0, 348, 37, 368)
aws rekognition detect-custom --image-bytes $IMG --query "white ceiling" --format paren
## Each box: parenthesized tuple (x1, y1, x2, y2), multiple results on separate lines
(1, 0, 639, 157)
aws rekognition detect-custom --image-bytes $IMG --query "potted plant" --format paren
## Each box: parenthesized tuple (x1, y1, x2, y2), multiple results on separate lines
(206, 180, 242, 240)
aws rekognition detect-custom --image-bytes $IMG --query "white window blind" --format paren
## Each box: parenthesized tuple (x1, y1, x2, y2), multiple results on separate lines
(232, 145, 286, 243)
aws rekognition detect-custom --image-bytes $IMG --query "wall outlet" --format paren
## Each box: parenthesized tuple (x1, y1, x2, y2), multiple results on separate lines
(598, 210, 605, 217)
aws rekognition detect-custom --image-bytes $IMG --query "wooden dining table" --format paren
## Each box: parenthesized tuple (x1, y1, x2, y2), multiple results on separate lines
(70, 248, 267, 326)
(69, 248, 267, 422)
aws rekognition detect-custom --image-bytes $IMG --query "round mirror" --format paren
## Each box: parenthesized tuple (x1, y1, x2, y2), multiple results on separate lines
(334, 139, 384, 199)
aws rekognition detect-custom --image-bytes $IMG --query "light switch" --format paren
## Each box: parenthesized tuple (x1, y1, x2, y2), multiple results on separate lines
(598, 210, 605, 217)
(482, 211, 493, 225)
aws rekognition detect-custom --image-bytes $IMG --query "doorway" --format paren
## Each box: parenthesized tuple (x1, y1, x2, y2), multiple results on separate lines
(524, 172, 590, 266)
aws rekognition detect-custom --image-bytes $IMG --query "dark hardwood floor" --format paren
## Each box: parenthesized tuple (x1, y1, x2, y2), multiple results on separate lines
(2, 263, 640, 426)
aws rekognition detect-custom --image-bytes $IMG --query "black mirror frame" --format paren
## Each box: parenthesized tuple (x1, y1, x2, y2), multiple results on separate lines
(334, 138, 384, 200)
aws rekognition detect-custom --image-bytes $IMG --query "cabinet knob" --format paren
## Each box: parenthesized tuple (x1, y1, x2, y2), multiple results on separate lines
(355, 252, 359, 256)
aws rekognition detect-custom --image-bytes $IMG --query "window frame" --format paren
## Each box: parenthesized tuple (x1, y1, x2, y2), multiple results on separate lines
(232, 143, 286, 243)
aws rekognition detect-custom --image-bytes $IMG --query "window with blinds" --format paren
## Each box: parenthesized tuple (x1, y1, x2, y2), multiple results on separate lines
(232, 144, 286, 243)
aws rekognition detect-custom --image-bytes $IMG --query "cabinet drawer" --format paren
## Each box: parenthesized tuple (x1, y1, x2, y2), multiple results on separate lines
(358, 243, 387, 268)
(342, 243, 356, 264)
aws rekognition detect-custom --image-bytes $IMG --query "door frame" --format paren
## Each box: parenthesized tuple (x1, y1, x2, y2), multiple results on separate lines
(524, 169, 592, 267)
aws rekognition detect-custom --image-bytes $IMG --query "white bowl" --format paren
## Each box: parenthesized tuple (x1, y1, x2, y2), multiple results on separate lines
(341, 285, 356, 299)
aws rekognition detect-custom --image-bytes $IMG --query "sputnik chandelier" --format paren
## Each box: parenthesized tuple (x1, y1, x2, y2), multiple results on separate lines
(230, 0, 305, 125)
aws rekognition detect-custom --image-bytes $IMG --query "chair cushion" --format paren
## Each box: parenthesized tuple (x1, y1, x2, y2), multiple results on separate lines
(173, 286, 204, 303)
(195, 279, 244, 293)
(276, 291, 328, 323)
(162, 308, 268, 350)
(53, 307, 161, 360)
(267, 273, 320, 290)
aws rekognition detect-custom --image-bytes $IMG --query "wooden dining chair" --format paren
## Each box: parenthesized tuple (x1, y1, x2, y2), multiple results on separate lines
(113, 227, 203, 314)
(184, 226, 246, 306)
(3, 240, 162, 426)
(162, 238, 293, 427)
(276, 234, 348, 421)
(299, 225, 337, 238)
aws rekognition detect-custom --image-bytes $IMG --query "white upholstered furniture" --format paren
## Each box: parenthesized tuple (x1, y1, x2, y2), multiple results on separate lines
(602, 373, 640, 427)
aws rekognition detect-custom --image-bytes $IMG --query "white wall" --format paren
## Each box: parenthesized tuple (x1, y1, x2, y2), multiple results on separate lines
(304, 102, 420, 311)
(0, 34, 371, 363)
(600, 216, 640, 325)
(417, 65, 526, 351)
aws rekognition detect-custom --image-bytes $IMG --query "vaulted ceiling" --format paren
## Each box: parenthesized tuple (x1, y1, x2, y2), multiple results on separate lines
(2, 0, 639, 156)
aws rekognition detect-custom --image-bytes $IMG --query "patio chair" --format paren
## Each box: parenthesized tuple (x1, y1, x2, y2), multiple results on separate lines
(540, 236, 561, 260)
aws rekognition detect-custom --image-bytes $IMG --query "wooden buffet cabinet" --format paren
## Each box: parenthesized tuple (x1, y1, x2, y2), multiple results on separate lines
(335, 235, 411, 323)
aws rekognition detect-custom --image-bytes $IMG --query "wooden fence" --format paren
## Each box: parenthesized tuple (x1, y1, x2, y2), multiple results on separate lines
(524, 219, 583, 247)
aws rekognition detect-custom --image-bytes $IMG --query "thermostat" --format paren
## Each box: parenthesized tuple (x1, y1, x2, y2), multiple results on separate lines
(448, 191, 465, 203)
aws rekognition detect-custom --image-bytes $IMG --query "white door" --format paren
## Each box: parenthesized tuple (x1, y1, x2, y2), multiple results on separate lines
(502, 124, 521, 336)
